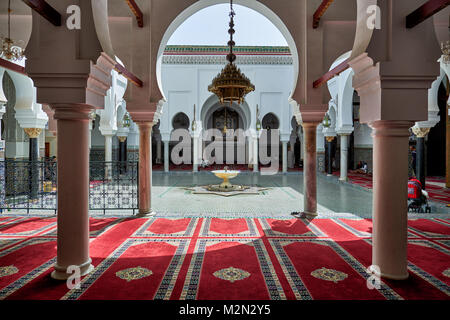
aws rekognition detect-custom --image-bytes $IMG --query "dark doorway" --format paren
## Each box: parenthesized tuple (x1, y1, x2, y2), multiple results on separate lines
(426, 82, 447, 176)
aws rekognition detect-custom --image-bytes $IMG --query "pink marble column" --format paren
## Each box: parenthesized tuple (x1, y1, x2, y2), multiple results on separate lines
(369, 120, 413, 280)
(137, 122, 153, 216)
(51, 104, 93, 280)
(302, 122, 318, 216)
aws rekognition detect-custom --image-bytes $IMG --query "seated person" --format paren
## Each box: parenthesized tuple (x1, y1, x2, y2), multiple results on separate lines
(408, 177, 427, 205)
(352, 161, 368, 174)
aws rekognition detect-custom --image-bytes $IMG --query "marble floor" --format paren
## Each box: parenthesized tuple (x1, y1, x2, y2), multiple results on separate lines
(3, 172, 449, 218)
(147, 171, 450, 219)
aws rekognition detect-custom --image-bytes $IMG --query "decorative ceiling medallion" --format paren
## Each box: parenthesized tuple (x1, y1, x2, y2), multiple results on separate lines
(0, 265, 19, 278)
(116, 266, 153, 282)
(442, 268, 450, 278)
(310, 267, 348, 283)
(213, 266, 250, 283)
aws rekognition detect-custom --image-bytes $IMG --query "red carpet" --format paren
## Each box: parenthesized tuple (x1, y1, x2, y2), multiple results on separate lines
(0, 216, 448, 300)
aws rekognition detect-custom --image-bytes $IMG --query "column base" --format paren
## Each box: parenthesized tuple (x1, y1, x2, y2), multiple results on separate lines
(368, 265, 409, 281)
(291, 211, 318, 219)
(339, 177, 348, 182)
(51, 258, 94, 280)
(137, 209, 156, 217)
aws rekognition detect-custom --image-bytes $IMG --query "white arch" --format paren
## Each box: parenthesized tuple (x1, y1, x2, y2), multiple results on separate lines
(156, 0, 299, 102)
(97, 67, 128, 136)
(201, 94, 251, 131)
(2, 67, 47, 129)
(327, 51, 354, 135)
(172, 112, 190, 130)
(261, 112, 280, 130)
(416, 66, 446, 129)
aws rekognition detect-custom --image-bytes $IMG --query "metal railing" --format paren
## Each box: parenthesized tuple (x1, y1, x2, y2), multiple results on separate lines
(0, 160, 139, 214)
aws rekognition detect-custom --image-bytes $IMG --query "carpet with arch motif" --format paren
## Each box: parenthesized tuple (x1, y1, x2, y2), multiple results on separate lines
(0, 215, 448, 300)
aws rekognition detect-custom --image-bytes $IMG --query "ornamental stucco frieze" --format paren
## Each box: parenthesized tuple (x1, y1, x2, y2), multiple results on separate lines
(162, 55, 293, 65)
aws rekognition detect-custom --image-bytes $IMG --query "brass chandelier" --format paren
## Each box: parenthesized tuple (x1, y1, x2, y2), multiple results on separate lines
(0, 0, 25, 61)
(208, 0, 255, 106)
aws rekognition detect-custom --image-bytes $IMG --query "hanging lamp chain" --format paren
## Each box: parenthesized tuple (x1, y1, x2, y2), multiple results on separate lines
(8, 0, 11, 39)
(227, 0, 236, 64)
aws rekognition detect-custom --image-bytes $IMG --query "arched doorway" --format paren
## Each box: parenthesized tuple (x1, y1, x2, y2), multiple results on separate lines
(261, 112, 280, 160)
(202, 96, 250, 165)
(170, 112, 190, 166)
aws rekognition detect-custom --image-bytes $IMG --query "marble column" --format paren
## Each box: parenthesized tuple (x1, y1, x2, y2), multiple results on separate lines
(164, 140, 169, 172)
(88, 111, 96, 151)
(297, 127, 303, 166)
(253, 135, 259, 173)
(447, 99, 450, 188)
(339, 134, 350, 181)
(118, 136, 127, 161)
(104, 134, 113, 180)
(51, 104, 94, 280)
(24, 128, 42, 199)
(325, 136, 335, 176)
(0, 105, 4, 206)
(192, 133, 199, 172)
(411, 127, 430, 189)
(302, 122, 319, 216)
(137, 122, 154, 216)
(156, 139, 162, 164)
(282, 141, 288, 173)
(104, 134, 113, 162)
(118, 136, 127, 174)
(0, 106, 4, 160)
(369, 121, 413, 280)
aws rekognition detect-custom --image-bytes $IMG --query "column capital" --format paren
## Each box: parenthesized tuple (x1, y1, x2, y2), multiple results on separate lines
(336, 126, 354, 136)
(136, 121, 154, 129)
(51, 104, 94, 121)
(24, 128, 42, 139)
(299, 104, 328, 123)
(301, 122, 320, 130)
(369, 121, 415, 138)
(412, 126, 431, 138)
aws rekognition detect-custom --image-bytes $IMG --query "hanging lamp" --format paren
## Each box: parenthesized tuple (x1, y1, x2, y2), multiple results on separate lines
(208, 0, 255, 106)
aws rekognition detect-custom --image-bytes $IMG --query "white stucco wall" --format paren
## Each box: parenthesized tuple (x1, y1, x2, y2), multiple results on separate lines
(159, 56, 294, 142)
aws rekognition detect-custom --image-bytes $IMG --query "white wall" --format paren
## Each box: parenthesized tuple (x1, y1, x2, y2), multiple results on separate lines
(159, 60, 294, 141)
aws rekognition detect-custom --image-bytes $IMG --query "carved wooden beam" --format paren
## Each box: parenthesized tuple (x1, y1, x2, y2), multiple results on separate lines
(125, 0, 144, 28)
(313, 60, 349, 88)
(406, 0, 450, 28)
(114, 63, 143, 87)
(313, 0, 334, 29)
(21, 0, 61, 26)
(0, 57, 27, 76)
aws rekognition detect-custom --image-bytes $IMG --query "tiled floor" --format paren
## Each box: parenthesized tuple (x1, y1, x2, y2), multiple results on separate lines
(3, 172, 449, 218)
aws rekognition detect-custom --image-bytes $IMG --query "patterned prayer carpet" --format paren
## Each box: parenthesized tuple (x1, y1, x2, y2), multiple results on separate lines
(0, 215, 448, 300)
(332, 172, 450, 205)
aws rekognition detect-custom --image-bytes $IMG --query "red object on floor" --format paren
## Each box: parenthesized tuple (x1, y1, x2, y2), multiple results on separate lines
(333, 172, 450, 204)
(0, 216, 449, 300)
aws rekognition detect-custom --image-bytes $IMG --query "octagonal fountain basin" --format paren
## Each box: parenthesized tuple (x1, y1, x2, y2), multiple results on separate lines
(211, 170, 240, 189)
